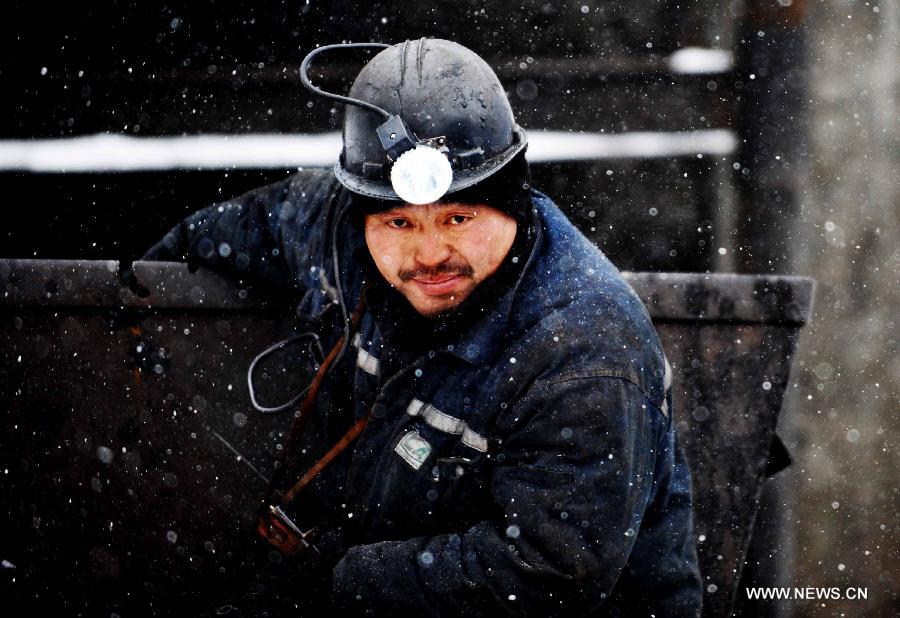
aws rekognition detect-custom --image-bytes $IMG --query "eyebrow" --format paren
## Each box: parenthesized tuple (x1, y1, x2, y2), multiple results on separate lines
(376, 204, 479, 217)
(432, 204, 480, 214)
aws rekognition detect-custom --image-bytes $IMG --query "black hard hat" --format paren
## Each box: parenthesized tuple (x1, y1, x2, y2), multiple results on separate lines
(322, 38, 527, 202)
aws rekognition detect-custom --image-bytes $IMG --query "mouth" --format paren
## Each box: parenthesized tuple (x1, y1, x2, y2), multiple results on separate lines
(410, 274, 465, 296)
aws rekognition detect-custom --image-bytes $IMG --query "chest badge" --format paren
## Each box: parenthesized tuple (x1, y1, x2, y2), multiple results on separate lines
(395, 430, 432, 470)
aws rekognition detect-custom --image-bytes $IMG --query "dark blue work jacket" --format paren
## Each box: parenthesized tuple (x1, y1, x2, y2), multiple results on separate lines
(144, 169, 702, 616)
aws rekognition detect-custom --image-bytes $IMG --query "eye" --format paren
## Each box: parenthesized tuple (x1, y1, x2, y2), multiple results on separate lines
(385, 218, 409, 229)
(447, 214, 472, 226)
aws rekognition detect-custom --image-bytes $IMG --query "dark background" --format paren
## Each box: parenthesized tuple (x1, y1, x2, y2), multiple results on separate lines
(2, 0, 762, 275)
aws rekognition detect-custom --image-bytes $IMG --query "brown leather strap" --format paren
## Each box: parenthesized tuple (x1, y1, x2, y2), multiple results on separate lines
(282, 411, 371, 503)
(258, 409, 371, 556)
(262, 287, 368, 506)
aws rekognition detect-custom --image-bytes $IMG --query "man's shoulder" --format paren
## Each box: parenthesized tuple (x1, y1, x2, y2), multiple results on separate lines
(520, 191, 655, 339)
(272, 167, 340, 204)
(195, 168, 340, 231)
(507, 191, 666, 402)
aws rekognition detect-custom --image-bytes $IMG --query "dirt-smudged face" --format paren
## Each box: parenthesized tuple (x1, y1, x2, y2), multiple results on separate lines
(364, 201, 517, 317)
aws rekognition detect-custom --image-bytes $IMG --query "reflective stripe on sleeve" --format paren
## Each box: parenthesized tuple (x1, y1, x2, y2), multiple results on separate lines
(660, 357, 673, 420)
(352, 334, 380, 376)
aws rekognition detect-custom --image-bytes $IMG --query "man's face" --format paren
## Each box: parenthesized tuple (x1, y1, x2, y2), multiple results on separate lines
(364, 201, 517, 317)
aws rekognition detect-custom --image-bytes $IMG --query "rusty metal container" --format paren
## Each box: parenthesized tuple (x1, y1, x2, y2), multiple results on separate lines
(0, 260, 812, 616)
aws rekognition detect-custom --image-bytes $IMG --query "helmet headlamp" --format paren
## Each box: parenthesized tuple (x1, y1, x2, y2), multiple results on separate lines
(389, 145, 454, 205)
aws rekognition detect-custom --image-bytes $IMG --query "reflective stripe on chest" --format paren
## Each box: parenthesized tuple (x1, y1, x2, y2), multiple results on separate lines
(406, 398, 488, 453)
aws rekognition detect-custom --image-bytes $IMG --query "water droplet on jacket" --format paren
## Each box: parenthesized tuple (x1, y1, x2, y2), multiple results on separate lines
(96, 446, 115, 465)
(197, 238, 215, 259)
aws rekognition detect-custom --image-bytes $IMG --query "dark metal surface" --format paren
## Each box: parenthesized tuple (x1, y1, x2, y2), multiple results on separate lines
(0, 260, 813, 616)
(657, 321, 802, 617)
(622, 271, 814, 325)
(0, 259, 280, 310)
(0, 258, 122, 306)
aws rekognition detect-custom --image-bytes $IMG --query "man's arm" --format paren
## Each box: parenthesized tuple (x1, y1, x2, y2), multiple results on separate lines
(332, 374, 693, 616)
(141, 170, 339, 293)
(603, 419, 703, 616)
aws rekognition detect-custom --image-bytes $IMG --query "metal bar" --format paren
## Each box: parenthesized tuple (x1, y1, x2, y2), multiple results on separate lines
(621, 272, 815, 326)
(0, 130, 739, 173)
(1, 260, 813, 325)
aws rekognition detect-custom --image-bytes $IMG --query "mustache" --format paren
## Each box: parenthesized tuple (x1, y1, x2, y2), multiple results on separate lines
(398, 262, 474, 282)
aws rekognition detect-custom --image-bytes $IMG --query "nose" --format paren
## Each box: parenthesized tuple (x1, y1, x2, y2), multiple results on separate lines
(412, 230, 452, 267)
